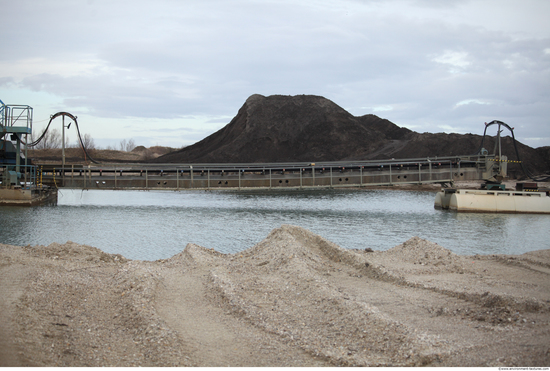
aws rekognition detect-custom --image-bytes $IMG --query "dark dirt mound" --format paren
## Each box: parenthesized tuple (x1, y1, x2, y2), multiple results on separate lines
(536, 146, 550, 171)
(154, 94, 549, 176)
(376, 132, 548, 178)
(154, 94, 410, 163)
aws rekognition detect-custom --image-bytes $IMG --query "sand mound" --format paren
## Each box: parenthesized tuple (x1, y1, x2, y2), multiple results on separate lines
(366, 236, 467, 276)
(163, 225, 550, 366)
(1, 227, 549, 367)
(22, 241, 127, 263)
(194, 226, 446, 366)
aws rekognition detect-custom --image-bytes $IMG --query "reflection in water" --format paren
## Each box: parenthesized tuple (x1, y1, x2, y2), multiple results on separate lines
(1, 189, 549, 260)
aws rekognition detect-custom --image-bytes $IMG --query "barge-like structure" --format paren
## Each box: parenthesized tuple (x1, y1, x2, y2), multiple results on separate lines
(435, 120, 550, 214)
(0, 186, 57, 206)
(434, 185, 550, 214)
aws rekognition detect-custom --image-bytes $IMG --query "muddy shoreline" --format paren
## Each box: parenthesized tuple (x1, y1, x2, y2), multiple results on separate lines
(1, 225, 549, 367)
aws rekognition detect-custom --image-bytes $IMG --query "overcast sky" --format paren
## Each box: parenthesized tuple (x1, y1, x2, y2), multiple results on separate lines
(1, 0, 549, 150)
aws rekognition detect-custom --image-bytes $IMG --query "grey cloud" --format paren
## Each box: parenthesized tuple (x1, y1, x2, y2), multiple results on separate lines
(0, 77, 15, 86)
(2, 0, 549, 148)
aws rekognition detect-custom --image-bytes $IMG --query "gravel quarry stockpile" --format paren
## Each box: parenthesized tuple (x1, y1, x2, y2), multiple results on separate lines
(154, 94, 549, 178)
(1, 225, 549, 367)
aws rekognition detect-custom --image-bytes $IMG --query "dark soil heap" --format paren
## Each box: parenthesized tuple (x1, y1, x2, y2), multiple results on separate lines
(155, 94, 549, 177)
(155, 94, 410, 163)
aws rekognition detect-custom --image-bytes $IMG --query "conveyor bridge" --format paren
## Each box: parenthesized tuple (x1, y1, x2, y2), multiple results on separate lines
(36, 154, 498, 191)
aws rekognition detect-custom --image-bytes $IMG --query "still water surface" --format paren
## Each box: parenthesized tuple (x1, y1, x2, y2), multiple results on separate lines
(1, 188, 549, 260)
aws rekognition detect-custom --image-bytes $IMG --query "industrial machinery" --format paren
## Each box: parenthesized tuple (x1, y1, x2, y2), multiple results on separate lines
(434, 120, 550, 213)
(0, 99, 57, 205)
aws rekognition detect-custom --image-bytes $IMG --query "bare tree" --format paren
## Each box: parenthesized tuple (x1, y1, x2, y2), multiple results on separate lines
(119, 138, 136, 152)
(34, 128, 62, 149)
(81, 133, 95, 150)
(126, 138, 136, 152)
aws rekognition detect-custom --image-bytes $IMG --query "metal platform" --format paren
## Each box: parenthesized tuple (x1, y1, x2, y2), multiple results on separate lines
(0, 100, 57, 206)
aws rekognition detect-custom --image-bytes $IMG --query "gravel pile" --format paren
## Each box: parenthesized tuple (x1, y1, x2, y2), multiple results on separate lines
(197, 227, 445, 366)
(1, 226, 549, 367)
(4, 243, 190, 366)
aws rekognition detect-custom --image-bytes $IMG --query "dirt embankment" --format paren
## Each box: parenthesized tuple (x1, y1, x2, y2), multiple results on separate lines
(28, 146, 176, 164)
(1, 225, 549, 367)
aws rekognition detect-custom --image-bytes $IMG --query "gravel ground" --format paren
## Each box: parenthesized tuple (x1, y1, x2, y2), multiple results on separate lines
(1, 225, 549, 367)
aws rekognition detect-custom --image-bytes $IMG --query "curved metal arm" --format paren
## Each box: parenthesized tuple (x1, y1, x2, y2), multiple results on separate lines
(29, 112, 99, 164)
(476, 120, 548, 181)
